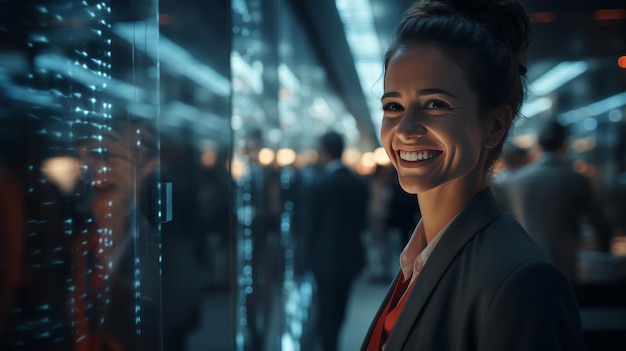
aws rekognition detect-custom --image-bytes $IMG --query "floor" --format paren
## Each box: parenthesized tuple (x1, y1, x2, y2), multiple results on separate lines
(185, 270, 390, 351)
(338, 274, 389, 351)
(185, 232, 398, 351)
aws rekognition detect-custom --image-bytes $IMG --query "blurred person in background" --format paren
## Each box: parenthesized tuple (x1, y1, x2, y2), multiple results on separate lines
(363, 0, 584, 349)
(386, 167, 421, 250)
(302, 130, 369, 351)
(157, 131, 210, 351)
(489, 144, 531, 214)
(367, 164, 394, 284)
(510, 119, 612, 282)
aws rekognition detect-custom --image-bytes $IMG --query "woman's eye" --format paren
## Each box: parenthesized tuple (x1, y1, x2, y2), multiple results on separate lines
(382, 102, 403, 112)
(424, 100, 451, 110)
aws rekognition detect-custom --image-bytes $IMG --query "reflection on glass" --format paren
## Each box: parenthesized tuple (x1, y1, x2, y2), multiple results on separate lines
(0, 0, 161, 350)
(70, 118, 160, 351)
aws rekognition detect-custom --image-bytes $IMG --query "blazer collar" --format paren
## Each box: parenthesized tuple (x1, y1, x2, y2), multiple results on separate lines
(384, 188, 502, 349)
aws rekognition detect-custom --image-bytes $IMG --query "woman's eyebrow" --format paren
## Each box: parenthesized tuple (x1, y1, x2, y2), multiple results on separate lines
(381, 91, 400, 100)
(418, 88, 458, 99)
(381, 88, 458, 100)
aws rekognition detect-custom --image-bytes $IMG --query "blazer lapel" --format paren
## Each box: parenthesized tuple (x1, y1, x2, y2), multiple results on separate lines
(361, 271, 402, 350)
(384, 189, 502, 349)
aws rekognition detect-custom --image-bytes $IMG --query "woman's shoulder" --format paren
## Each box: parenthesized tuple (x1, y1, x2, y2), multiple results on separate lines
(463, 214, 558, 281)
(485, 213, 544, 253)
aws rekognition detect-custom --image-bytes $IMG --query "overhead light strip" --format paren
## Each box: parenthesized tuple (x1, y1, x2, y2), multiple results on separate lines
(528, 61, 588, 97)
(35, 53, 144, 101)
(520, 60, 588, 119)
(558, 92, 626, 125)
(336, 0, 385, 141)
(113, 22, 231, 97)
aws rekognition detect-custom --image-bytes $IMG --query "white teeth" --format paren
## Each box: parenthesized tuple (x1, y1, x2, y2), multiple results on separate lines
(399, 150, 437, 161)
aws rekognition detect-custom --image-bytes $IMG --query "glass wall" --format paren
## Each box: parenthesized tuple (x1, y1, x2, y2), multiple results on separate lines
(0, 0, 367, 350)
(0, 0, 164, 350)
(0, 0, 233, 350)
(157, 0, 233, 351)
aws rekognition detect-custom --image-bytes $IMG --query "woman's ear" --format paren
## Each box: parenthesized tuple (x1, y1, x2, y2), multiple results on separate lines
(485, 105, 513, 148)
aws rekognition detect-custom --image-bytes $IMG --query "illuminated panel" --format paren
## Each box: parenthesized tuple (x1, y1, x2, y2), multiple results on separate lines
(0, 1, 161, 349)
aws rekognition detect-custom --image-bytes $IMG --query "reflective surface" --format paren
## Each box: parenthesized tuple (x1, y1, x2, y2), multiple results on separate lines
(0, 0, 364, 350)
(0, 1, 163, 350)
(231, 1, 361, 349)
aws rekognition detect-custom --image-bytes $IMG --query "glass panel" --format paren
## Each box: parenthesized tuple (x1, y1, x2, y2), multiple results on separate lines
(231, 1, 281, 349)
(0, 1, 162, 350)
(231, 1, 365, 350)
(157, 0, 233, 350)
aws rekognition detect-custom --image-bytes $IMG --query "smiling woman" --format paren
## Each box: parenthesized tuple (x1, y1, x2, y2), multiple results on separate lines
(381, 43, 489, 199)
(362, 0, 585, 350)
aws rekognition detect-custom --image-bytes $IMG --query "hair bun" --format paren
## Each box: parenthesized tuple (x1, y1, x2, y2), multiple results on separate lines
(451, 0, 531, 58)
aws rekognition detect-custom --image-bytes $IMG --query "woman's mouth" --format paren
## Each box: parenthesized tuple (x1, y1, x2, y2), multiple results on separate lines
(399, 150, 441, 162)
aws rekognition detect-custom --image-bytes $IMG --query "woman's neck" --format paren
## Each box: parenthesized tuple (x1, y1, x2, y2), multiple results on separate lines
(417, 178, 487, 243)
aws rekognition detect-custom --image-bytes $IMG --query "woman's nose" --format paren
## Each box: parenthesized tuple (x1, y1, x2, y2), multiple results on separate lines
(396, 107, 427, 140)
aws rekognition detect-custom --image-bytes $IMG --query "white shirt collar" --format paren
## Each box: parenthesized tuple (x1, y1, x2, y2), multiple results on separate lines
(399, 215, 456, 283)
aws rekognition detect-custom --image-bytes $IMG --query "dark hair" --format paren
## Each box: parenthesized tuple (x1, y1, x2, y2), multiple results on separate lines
(319, 130, 345, 160)
(537, 119, 567, 152)
(384, 0, 532, 170)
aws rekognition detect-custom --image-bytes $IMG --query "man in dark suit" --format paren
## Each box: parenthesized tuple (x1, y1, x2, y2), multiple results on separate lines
(302, 131, 369, 351)
(509, 119, 611, 281)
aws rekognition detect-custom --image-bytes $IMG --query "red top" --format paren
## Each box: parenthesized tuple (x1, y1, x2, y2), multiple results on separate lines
(368, 275, 416, 351)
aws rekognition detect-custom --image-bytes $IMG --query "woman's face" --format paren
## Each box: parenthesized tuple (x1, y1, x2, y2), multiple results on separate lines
(77, 129, 154, 225)
(381, 42, 490, 195)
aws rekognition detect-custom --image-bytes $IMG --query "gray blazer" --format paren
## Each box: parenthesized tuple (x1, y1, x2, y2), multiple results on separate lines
(361, 189, 584, 351)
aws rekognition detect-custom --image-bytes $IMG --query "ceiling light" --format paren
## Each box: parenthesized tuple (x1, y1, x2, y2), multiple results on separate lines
(113, 22, 231, 97)
(520, 97, 553, 118)
(528, 61, 588, 96)
(35, 53, 143, 101)
(336, 0, 384, 143)
(558, 92, 626, 124)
